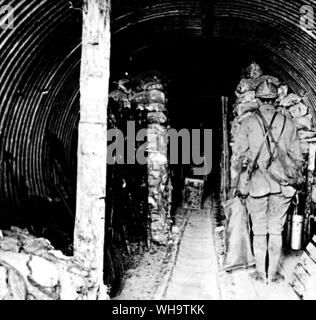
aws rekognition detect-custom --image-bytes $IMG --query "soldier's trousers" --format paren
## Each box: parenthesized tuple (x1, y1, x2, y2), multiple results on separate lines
(246, 194, 292, 236)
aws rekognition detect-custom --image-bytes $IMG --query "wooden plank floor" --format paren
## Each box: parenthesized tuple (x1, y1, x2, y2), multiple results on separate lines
(209, 192, 304, 300)
(116, 199, 303, 300)
(162, 203, 303, 300)
(218, 252, 302, 300)
(162, 209, 220, 300)
(215, 229, 303, 300)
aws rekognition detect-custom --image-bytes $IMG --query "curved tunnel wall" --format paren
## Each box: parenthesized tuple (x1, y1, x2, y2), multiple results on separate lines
(0, 0, 315, 219)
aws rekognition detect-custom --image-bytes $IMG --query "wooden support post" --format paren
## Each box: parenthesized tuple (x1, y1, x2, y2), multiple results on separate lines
(74, 0, 111, 300)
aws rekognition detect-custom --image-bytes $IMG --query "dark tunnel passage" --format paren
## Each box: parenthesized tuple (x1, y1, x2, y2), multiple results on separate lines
(0, 0, 316, 251)
(116, 36, 293, 208)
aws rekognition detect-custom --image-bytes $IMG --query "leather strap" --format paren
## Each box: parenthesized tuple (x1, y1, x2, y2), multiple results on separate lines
(248, 111, 278, 180)
(255, 110, 287, 165)
(254, 113, 274, 159)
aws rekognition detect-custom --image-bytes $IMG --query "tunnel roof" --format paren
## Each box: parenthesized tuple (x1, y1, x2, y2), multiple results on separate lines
(0, 0, 315, 209)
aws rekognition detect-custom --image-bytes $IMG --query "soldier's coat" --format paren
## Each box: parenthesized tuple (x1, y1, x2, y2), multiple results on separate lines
(231, 103, 303, 198)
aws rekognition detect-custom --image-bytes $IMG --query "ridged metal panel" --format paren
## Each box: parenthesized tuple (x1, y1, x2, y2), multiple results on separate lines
(0, 0, 82, 210)
(0, 0, 315, 211)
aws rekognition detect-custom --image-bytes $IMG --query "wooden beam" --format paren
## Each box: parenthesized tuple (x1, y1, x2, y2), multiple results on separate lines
(74, 0, 111, 299)
(221, 96, 230, 201)
(304, 143, 316, 246)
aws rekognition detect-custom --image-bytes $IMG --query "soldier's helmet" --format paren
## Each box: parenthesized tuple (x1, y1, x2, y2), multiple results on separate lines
(255, 80, 279, 99)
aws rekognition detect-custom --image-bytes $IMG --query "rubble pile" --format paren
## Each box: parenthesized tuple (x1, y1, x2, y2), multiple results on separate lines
(231, 62, 315, 157)
(0, 227, 105, 300)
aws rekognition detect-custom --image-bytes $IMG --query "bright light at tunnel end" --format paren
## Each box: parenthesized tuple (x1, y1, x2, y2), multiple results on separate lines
(0, 4, 14, 30)
(107, 121, 213, 176)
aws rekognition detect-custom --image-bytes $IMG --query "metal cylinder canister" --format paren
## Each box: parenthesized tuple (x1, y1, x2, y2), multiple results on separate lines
(290, 194, 304, 251)
(291, 215, 304, 250)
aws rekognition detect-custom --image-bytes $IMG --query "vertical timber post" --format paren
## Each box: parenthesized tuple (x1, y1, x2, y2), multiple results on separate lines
(304, 143, 316, 246)
(221, 96, 229, 202)
(74, 0, 111, 300)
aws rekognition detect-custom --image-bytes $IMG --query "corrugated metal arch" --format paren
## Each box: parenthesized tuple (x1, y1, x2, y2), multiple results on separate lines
(0, 0, 315, 214)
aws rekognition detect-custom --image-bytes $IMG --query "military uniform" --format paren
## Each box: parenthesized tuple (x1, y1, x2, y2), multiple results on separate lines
(230, 81, 303, 282)
(231, 104, 303, 234)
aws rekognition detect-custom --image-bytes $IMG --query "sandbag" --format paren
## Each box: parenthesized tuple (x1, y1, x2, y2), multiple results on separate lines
(236, 101, 259, 117)
(279, 93, 302, 107)
(244, 62, 263, 79)
(236, 90, 256, 104)
(276, 107, 292, 118)
(222, 197, 255, 271)
(298, 130, 316, 140)
(278, 84, 289, 101)
(237, 111, 254, 123)
(288, 102, 308, 118)
(236, 79, 253, 94)
(293, 115, 312, 130)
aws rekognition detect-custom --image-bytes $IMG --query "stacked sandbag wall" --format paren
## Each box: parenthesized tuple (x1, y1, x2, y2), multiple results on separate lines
(231, 62, 312, 178)
(132, 73, 172, 245)
(108, 72, 172, 247)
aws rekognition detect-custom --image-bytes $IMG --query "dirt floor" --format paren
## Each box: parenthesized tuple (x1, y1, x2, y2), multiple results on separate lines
(115, 245, 168, 300)
(115, 208, 189, 300)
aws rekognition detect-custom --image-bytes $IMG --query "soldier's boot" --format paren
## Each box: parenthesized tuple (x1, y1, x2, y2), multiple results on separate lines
(268, 235, 285, 283)
(250, 235, 267, 283)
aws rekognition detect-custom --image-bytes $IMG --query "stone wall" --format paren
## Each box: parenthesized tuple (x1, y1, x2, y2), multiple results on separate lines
(145, 90, 172, 245)
(108, 72, 172, 246)
(132, 74, 172, 245)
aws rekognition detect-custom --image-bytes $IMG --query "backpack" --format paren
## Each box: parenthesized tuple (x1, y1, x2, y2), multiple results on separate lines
(249, 110, 304, 187)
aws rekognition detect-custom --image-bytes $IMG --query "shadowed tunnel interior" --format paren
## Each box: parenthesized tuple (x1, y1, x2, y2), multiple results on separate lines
(0, 0, 315, 238)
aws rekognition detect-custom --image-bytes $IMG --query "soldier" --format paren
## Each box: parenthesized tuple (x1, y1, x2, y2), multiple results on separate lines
(230, 80, 303, 283)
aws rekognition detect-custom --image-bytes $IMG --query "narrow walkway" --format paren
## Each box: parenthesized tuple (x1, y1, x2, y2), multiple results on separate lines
(162, 202, 302, 300)
(115, 199, 302, 300)
(217, 252, 301, 300)
(162, 208, 220, 300)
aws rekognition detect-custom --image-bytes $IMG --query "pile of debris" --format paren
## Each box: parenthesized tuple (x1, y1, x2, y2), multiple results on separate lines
(231, 62, 315, 157)
(0, 227, 108, 300)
